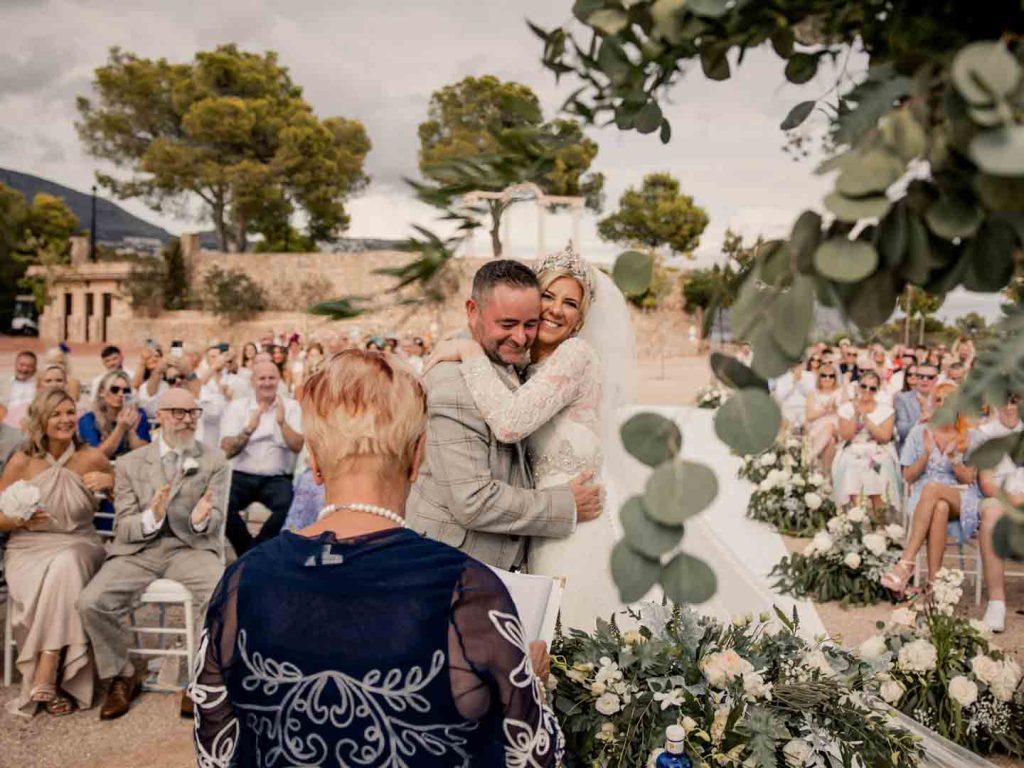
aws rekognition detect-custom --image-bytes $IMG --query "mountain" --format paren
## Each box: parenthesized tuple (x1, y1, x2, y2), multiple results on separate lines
(0, 168, 173, 244)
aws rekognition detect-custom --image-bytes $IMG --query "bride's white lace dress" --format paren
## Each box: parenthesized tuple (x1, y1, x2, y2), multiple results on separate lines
(460, 336, 622, 632)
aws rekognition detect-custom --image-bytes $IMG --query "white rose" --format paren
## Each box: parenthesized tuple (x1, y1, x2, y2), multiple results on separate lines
(826, 516, 845, 535)
(591, 681, 607, 695)
(759, 478, 776, 492)
(844, 552, 862, 570)
(968, 619, 993, 640)
(857, 635, 888, 661)
(594, 692, 621, 716)
(760, 452, 777, 467)
(884, 524, 905, 541)
(990, 659, 1022, 703)
(793, 474, 806, 487)
(810, 471, 825, 485)
(810, 531, 834, 555)
(847, 506, 867, 523)
(701, 650, 754, 688)
(743, 672, 772, 700)
(0, 479, 42, 521)
(898, 639, 938, 673)
(878, 676, 905, 704)
(861, 533, 888, 557)
(622, 629, 645, 646)
(804, 492, 823, 510)
(801, 649, 835, 678)
(779, 468, 792, 482)
(970, 654, 1001, 686)
(782, 738, 813, 767)
(890, 607, 918, 628)
(948, 675, 979, 707)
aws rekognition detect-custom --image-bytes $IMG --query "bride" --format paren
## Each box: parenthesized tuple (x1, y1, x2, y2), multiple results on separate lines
(428, 244, 632, 632)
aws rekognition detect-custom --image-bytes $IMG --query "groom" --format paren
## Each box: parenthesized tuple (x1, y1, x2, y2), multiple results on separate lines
(407, 259, 602, 570)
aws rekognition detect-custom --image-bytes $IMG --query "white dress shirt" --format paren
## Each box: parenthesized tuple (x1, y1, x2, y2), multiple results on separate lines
(219, 396, 303, 476)
(975, 418, 1024, 494)
(5, 377, 36, 408)
(141, 435, 209, 535)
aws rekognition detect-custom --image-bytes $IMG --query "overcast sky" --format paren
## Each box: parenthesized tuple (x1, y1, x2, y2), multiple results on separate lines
(0, 0, 873, 268)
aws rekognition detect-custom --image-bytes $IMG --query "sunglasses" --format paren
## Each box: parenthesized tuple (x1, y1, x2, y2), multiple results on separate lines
(860, 384, 879, 392)
(159, 407, 203, 420)
(820, 374, 836, 380)
(107, 385, 131, 395)
(917, 373, 937, 380)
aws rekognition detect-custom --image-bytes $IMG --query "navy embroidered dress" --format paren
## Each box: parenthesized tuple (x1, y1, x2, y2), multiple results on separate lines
(190, 527, 563, 767)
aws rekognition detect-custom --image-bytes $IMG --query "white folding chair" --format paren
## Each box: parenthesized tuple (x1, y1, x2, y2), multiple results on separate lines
(3, 588, 14, 688)
(126, 469, 231, 690)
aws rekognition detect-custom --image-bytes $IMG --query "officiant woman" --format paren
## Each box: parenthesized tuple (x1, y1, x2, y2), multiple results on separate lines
(191, 349, 563, 767)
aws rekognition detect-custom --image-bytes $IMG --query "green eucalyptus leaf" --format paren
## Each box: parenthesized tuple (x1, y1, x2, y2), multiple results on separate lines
(901, 214, 932, 283)
(597, 38, 632, 84)
(613, 250, 655, 295)
(889, 109, 927, 162)
(966, 433, 1020, 470)
(700, 42, 731, 81)
(750, 325, 793, 379)
(621, 412, 682, 466)
(925, 196, 983, 240)
(790, 211, 822, 273)
(572, 0, 605, 23)
(952, 41, 1022, 107)
(650, 0, 687, 44)
(814, 238, 879, 283)
(770, 275, 814, 357)
(836, 150, 904, 197)
(843, 269, 900, 329)
(611, 540, 661, 602)
(968, 104, 1004, 128)
(644, 460, 719, 526)
(587, 9, 630, 35)
(992, 515, 1024, 561)
(785, 53, 818, 85)
(780, 100, 815, 131)
(770, 27, 795, 59)
(970, 125, 1024, 176)
(714, 388, 782, 454)
(620, 496, 682, 558)
(710, 352, 768, 391)
(660, 551, 718, 604)
(660, 119, 672, 144)
(975, 174, 1024, 212)
(636, 101, 664, 134)
(758, 240, 791, 286)
(964, 219, 1018, 292)
(824, 192, 891, 222)
(876, 203, 908, 270)
(687, 0, 730, 18)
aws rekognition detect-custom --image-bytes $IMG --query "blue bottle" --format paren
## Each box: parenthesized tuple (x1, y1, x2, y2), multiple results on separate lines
(655, 725, 692, 768)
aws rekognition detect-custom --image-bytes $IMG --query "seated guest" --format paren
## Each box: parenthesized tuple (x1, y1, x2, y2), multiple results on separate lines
(219, 360, 303, 555)
(1, 351, 38, 427)
(883, 384, 980, 595)
(0, 389, 112, 716)
(281, 465, 325, 533)
(974, 394, 1023, 632)
(832, 371, 902, 519)
(3, 364, 80, 431)
(89, 345, 133, 400)
(191, 349, 563, 766)
(78, 388, 229, 720)
(133, 344, 168, 419)
(44, 347, 82, 403)
(79, 370, 151, 460)
(805, 363, 843, 471)
(772, 361, 813, 428)
(895, 362, 938, 449)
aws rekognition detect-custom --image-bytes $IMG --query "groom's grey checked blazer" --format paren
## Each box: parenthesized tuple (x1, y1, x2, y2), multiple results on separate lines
(407, 359, 577, 571)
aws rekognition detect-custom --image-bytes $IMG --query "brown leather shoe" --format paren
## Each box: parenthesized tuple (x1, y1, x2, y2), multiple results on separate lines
(99, 669, 143, 720)
(180, 690, 194, 719)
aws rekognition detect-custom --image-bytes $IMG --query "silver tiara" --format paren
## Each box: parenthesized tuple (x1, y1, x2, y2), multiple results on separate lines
(535, 243, 596, 298)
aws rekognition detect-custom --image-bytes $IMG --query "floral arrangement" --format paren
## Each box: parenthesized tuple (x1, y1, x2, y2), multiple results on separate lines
(737, 437, 805, 486)
(855, 569, 1024, 758)
(696, 384, 728, 410)
(771, 507, 905, 606)
(550, 604, 922, 768)
(746, 469, 834, 537)
(0, 479, 41, 522)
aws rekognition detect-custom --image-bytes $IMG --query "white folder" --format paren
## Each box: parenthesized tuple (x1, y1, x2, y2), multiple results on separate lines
(488, 567, 564, 646)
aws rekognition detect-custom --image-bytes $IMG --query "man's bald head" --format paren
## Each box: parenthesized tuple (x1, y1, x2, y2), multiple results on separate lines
(252, 359, 281, 403)
(156, 386, 200, 448)
(158, 387, 197, 410)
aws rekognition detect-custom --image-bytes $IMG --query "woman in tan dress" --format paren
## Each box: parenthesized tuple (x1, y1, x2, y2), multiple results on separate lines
(0, 389, 112, 716)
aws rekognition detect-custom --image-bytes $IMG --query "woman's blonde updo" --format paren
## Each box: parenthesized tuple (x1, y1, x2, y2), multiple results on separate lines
(299, 350, 427, 480)
(23, 389, 81, 458)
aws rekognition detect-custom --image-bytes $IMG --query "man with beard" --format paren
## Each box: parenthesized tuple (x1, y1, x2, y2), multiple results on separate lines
(78, 387, 230, 721)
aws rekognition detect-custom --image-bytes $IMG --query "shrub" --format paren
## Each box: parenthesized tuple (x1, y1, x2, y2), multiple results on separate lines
(123, 258, 165, 318)
(201, 266, 267, 321)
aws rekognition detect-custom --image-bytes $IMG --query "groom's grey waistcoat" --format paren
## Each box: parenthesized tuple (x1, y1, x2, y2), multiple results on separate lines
(406, 360, 576, 570)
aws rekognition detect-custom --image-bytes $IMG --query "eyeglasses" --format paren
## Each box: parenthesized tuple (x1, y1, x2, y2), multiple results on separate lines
(159, 407, 203, 420)
(107, 385, 131, 395)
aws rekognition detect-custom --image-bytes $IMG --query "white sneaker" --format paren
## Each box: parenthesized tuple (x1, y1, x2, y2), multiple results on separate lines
(983, 601, 1007, 633)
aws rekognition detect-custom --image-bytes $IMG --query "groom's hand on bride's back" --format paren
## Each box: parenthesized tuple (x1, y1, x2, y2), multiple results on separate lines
(569, 470, 602, 522)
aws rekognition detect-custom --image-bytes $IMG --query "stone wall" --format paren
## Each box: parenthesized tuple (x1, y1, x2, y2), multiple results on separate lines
(120, 247, 698, 359)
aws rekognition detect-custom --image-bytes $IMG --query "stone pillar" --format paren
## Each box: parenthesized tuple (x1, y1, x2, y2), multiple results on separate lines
(69, 236, 89, 266)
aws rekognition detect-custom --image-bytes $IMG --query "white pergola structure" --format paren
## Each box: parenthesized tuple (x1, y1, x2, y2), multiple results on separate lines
(461, 182, 585, 259)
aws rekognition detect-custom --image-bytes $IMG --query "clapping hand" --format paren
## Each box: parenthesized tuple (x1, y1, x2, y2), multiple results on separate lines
(275, 398, 286, 426)
(116, 405, 140, 432)
(191, 490, 213, 528)
(528, 640, 551, 683)
(151, 484, 172, 524)
(82, 471, 114, 494)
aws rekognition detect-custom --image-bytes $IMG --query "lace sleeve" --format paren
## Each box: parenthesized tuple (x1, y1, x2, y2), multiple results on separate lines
(449, 561, 564, 767)
(189, 562, 243, 768)
(460, 337, 593, 444)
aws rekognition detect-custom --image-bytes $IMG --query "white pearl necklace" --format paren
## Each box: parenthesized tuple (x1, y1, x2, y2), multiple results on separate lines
(317, 502, 406, 528)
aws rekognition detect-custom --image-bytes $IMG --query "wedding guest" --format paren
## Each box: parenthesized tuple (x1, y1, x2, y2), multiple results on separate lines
(805, 353, 822, 374)
(3, 364, 78, 431)
(832, 371, 901, 519)
(805, 363, 843, 471)
(839, 345, 860, 384)
(78, 370, 151, 460)
(191, 349, 563, 766)
(895, 362, 938, 448)
(947, 361, 967, 384)
(884, 384, 980, 594)
(954, 336, 976, 367)
(219, 360, 303, 555)
(89, 346, 132, 401)
(1, 351, 38, 427)
(133, 344, 167, 419)
(241, 341, 259, 370)
(914, 345, 929, 364)
(79, 387, 229, 720)
(0, 389, 112, 715)
(773, 361, 814, 428)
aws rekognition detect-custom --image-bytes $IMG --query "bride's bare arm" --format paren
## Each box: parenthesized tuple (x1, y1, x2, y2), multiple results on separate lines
(459, 338, 592, 443)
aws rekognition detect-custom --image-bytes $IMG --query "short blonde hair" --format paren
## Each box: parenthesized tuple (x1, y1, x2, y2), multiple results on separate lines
(299, 350, 427, 479)
(23, 389, 81, 458)
(536, 268, 592, 333)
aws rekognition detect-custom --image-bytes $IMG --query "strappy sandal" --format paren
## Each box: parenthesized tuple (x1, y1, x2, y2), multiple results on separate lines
(881, 560, 916, 596)
(45, 693, 76, 717)
(29, 682, 56, 704)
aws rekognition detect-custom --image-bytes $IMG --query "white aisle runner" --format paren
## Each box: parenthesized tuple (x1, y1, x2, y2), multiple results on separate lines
(610, 405, 828, 640)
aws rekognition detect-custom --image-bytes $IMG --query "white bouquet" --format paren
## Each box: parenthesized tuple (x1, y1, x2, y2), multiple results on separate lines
(0, 480, 42, 522)
(696, 383, 727, 409)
